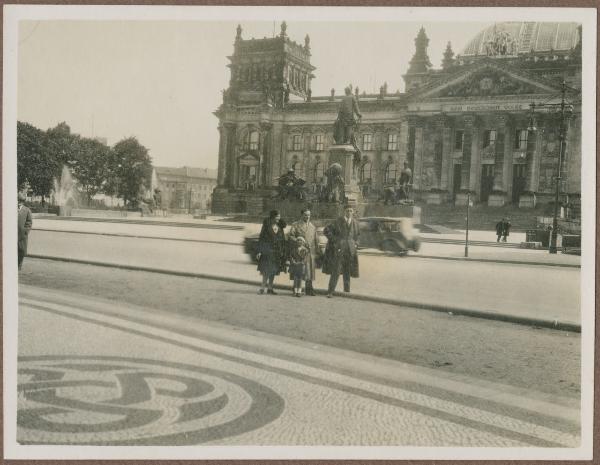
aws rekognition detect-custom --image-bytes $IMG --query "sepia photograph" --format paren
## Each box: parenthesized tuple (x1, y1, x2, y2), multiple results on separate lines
(3, 5, 596, 460)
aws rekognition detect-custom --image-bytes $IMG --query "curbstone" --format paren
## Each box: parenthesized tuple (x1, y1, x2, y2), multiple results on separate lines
(28, 254, 581, 333)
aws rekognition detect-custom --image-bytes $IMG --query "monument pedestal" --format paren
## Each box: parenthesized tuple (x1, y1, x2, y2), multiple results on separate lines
(328, 144, 362, 205)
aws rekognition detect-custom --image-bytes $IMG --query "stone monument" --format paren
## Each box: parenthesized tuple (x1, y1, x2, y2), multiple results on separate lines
(329, 85, 363, 205)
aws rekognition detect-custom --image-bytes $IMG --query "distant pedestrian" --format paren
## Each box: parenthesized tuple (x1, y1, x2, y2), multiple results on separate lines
(256, 210, 287, 295)
(495, 219, 504, 242)
(502, 217, 511, 242)
(324, 205, 360, 297)
(288, 208, 320, 296)
(289, 236, 309, 297)
(18, 193, 32, 271)
(495, 217, 512, 242)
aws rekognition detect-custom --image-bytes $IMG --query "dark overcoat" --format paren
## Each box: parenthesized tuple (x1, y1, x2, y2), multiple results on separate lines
(322, 216, 360, 278)
(18, 206, 33, 254)
(257, 218, 287, 276)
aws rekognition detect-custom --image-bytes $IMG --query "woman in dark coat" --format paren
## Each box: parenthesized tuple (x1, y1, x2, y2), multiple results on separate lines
(256, 209, 287, 294)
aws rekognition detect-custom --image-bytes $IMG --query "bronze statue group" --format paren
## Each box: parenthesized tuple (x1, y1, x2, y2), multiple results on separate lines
(255, 206, 359, 298)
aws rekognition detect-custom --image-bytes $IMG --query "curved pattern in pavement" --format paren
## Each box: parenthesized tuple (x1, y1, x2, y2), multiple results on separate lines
(18, 355, 285, 445)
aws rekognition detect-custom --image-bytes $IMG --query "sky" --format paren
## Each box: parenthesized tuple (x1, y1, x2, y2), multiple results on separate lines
(17, 19, 490, 170)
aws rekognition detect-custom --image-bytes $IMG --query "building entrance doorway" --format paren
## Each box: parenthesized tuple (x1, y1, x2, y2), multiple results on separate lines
(452, 164, 462, 201)
(480, 164, 494, 203)
(512, 164, 527, 204)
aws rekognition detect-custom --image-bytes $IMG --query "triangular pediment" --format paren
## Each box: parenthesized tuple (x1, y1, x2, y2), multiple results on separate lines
(410, 61, 560, 100)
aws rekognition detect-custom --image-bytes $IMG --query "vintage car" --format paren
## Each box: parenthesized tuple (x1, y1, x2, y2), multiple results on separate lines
(356, 217, 420, 255)
(243, 216, 420, 261)
(243, 225, 328, 263)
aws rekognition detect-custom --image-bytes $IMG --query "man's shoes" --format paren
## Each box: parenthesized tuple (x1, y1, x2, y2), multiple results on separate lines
(258, 288, 265, 295)
(327, 293, 333, 298)
(306, 289, 316, 296)
(267, 289, 277, 295)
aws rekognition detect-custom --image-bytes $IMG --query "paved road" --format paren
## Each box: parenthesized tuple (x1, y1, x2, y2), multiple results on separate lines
(28, 228, 581, 325)
(15, 282, 580, 450)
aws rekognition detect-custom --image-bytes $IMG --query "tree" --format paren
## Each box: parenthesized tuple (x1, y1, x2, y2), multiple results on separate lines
(110, 137, 153, 206)
(45, 122, 78, 180)
(17, 121, 58, 197)
(70, 137, 113, 204)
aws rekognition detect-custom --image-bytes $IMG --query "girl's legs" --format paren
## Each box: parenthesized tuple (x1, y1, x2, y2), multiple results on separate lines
(293, 277, 301, 295)
(259, 273, 268, 293)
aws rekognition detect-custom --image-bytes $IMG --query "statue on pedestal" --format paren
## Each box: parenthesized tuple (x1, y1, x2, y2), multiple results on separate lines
(333, 86, 362, 145)
(323, 163, 345, 203)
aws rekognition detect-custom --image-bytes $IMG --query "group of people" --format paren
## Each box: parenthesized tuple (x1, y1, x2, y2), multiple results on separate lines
(256, 206, 359, 298)
(495, 217, 512, 242)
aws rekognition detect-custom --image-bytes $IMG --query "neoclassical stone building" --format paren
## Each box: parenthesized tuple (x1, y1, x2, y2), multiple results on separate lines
(212, 21, 581, 214)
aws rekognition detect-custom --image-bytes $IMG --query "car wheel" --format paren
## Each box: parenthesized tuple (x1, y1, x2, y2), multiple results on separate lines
(412, 237, 421, 252)
(381, 240, 404, 255)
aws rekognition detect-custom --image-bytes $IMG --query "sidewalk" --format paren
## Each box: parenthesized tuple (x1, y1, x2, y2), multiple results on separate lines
(16, 283, 580, 451)
(32, 216, 580, 268)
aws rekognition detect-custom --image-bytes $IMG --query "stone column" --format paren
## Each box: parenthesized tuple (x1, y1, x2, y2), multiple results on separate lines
(468, 117, 481, 194)
(440, 117, 453, 191)
(259, 122, 272, 187)
(224, 123, 237, 188)
(502, 119, 514, 197)
(526, 116, 543, 192)
(460, 114, 475, 191)
(492, 114, 510, 191)
(413, 120, 425, 192)
(217, 124, 227, 186)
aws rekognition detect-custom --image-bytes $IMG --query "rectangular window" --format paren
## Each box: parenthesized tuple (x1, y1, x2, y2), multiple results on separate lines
(515, 129, 528, 150)
(454, 130, 464, 150)
(314, 134, 324, 151)
(292, 134, 303, 151)
(483, 130, 497, 148)
(387, 134, 398, 151)
(362, 133, 373, 151)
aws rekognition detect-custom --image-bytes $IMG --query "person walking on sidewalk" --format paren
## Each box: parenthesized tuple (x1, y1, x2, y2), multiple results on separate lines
(495, 219, 504, 242)
(502, 217, 512, 242)
(18, 193, 33, 271)
(289, 236, 309, 297)
(288, 208, 320, 296)
(325, 205, 360, 298)
(256, 210, 287, 295)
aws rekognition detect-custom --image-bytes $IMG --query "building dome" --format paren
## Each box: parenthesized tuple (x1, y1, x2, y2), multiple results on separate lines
(461, 22, 580, 56)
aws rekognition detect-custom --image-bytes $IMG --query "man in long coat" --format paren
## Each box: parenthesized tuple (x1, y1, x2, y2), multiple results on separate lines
(325, 205, 360, 297)
(288, 208, 320, 296)
(18, 193, 33, 270)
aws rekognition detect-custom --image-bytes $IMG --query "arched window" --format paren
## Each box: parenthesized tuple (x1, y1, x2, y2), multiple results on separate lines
(314, 160, 324, 181)
(243, 130, 259, 151)
(360, 161, 372, 183)
(249, 131, 259, 151)
(384, 161, 397, 184)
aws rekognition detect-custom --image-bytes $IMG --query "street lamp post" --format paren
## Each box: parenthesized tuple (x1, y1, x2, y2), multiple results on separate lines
(528, 80, 574, 254)
(465, 191, 470, 258)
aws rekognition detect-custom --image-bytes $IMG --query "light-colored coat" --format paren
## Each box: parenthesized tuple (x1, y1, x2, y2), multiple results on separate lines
(18, 205, 33, 254)
(288, 220, 319, 281)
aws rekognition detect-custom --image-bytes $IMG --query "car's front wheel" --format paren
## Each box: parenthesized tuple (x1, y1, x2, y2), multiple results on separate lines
(381, 240, 406, 255)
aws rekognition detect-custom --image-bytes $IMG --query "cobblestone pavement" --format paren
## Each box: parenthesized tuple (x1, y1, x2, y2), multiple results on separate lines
(16, 283, 580, 448)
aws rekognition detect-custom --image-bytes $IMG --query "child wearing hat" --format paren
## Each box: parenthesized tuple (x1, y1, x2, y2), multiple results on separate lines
(289, 236, 309, 297)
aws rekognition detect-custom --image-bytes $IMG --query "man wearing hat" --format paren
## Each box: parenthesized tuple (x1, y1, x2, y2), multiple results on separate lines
(324, 204, 360, 297)
(18, 193, 33, 270)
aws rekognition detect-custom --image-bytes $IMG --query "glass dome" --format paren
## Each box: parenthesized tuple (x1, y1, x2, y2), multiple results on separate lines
(461, 22, 580, 57)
